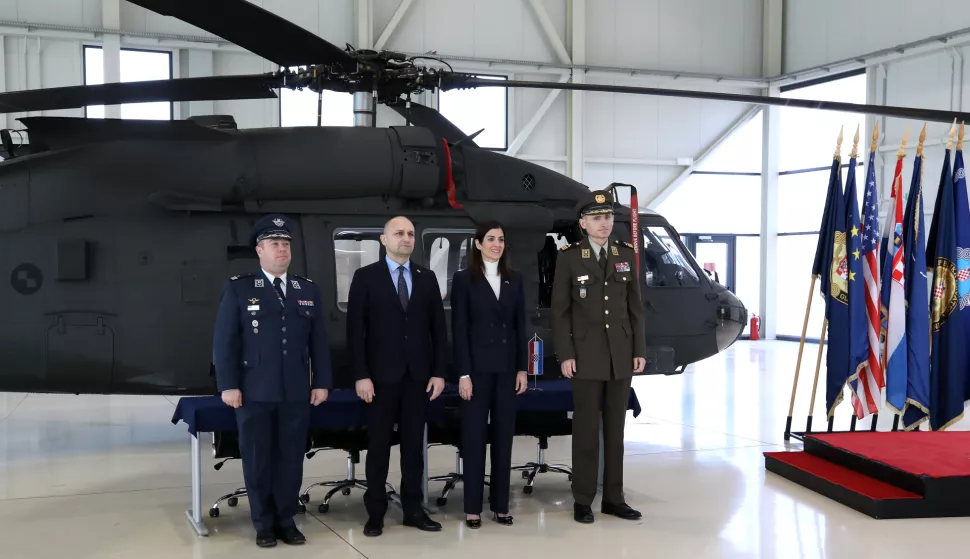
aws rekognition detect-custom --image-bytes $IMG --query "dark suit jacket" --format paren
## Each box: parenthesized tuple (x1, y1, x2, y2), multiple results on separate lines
(213, 271, 332, 403)
(346, 259, 448, 383)
(451, 268, 528, 376)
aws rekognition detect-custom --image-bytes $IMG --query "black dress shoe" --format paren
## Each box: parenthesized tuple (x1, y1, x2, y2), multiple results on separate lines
(492, 513, 513, 526)
(403, 511, 442, 532)
(465, 516, 482, 529)
(363, 517, 383, 537)
(573, 503, 594, 524)
(601, 501, 642, 520)
(276, 525, 306, 545)
(256, 530, 277, 547)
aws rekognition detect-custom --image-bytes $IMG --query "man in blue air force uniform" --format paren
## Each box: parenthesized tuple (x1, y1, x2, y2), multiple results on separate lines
(212, 213, 333, 548)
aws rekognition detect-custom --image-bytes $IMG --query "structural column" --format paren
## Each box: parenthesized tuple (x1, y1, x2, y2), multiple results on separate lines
(102, 0, 122, 119)
(566, 0, 585, 183)
(759, 0, 783, 339)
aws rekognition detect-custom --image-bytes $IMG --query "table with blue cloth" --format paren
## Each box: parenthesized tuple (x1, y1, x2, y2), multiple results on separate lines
(171, 379, 641, 537)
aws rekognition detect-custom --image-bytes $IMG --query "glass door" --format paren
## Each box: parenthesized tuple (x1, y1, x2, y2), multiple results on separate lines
(686, 235, 735, 292)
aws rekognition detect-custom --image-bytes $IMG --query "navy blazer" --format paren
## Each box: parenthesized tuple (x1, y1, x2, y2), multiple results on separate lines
(346, 259, 448, 383)
(451, 267, 528, 376)
(212, 271, 332, 403)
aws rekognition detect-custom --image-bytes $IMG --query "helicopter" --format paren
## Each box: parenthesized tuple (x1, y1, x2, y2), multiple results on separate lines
(2, 0, 968, 397)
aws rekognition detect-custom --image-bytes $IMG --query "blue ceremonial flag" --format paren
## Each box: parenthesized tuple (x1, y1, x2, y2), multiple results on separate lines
(928, 146, 967, 431)
(952, 143, 970, 402)
(824, 156, 849, 418)
(926, 148, 952, 265)
(813, 156, 843, 300)
(901, 150, 930, 430)
(844, 154, 870, 416)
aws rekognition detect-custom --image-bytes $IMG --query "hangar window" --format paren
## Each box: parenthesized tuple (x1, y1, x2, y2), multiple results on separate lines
(422, 229, 475, 306)
(437, 73, 508, 150)
(280, 66, 354, 127)
(333, 228, 383, 311)
(83, 46, 172, 120)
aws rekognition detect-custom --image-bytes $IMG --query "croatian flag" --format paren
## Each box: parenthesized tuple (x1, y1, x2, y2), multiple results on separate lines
(528, 335, 543, 375)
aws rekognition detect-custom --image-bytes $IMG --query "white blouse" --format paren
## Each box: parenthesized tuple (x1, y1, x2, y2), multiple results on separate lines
(484, 259, 501, 299)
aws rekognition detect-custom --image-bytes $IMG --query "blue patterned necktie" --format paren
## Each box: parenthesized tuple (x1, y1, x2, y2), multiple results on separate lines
(397, 265, 409, 311)
(273, 277, 285, 306)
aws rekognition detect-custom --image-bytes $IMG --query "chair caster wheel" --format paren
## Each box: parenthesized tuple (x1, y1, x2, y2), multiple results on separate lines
(521, 471, 529, 479)
(523, 486, 533, 495)
(298, 504, 306, 514)
(318, 504, 329, 514)
(300, 494, 310, 504)
(209, 507, 219, 518)
(227, 497, 238, 507)
(436, 497, 447, 506)
(342, 488, 351, 496)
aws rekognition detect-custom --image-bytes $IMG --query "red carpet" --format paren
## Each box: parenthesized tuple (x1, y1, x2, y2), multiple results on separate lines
(764, 451, 920, 500)
(807, 432, 970, 478)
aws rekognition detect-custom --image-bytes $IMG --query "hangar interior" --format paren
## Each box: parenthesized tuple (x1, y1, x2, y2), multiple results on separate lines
(1, 1, 969, 558)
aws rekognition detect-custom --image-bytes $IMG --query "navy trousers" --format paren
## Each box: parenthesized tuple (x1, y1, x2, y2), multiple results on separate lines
(461, 371, 517, 515)
(234, 401, 310, 532)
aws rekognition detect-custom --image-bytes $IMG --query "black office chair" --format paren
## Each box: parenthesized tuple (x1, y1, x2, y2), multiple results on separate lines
(426, 400, 491, 506)
(300, 428, 400, 513)
(511, 410, 573, 494)
(207, 431, 310, 517)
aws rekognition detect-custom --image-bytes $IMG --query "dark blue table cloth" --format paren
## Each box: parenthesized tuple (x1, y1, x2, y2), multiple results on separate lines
(172, 379, 640, 436)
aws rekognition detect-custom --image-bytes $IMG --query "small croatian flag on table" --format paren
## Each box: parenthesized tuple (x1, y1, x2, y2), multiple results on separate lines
(528, 335, 543, 375)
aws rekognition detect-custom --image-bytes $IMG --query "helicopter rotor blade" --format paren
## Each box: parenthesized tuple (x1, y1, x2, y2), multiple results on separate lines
(385, 99, 476, 146)
(0, 74, 280, 115)
(444, 76, 970, 124)
(126, 0, 356, 69)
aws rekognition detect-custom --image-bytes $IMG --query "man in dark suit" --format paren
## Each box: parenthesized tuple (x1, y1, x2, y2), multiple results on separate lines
(551, 190, 646, 524)
(212, 213, 332, 548)
(346, 215, 447, 537)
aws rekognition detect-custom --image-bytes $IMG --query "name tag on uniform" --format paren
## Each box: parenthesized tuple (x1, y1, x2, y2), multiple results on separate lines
(247, 305, 260, 311)
(615, 262, 630, 273)
(298, 300, 314, 307)
(576, 275, 589, 282)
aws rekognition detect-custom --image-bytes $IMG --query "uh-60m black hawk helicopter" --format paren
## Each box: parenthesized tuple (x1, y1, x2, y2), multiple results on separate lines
(1, 0, 967, 397)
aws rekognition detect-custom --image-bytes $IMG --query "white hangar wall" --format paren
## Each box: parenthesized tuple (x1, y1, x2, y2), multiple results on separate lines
(0, 0, 766, 204)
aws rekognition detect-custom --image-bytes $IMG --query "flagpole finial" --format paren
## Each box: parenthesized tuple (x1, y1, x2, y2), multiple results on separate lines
(960, 121, 965, 151)
(898, 128, 909, 159)
(870, 121, 879, 153)
(851, 124, 860, 158)
(835, 126, 843, 158)
(947, 118, 957, 150)
(917, 123, 927, 157)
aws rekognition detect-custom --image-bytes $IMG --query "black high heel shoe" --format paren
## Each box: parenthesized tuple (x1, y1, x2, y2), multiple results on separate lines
(465, 516, 482, 529)
(492, 513, 513, 526)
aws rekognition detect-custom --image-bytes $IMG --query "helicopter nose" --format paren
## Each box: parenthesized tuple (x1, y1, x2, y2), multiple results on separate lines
(714, 287, 747, 352)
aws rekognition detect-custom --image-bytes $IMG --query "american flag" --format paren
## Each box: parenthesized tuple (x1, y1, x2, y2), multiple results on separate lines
(853, 157, 887, 418)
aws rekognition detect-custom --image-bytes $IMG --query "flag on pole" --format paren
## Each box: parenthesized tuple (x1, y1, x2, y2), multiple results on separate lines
(813, 153, 844, 301)
(845, 150, 872, 419)
(825, 154, 849, 419)
(880, 150, 906, 376)
(928, 140, 966, 431)
(850, 141, 886, 419)
(952, 129, 970, 402)
(884, 149, 909, 414)
(901, 141, 929, 431)
(528, 335, 543, 375)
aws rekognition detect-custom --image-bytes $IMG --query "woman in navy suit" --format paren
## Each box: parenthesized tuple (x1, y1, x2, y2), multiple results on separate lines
(451, 220, 529, 529)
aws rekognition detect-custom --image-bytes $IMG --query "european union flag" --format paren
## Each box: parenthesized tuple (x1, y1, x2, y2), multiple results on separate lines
(928, 148, 967, 431)
(813, 156, 843, 300)
(901, 153, 930, 430)
(824, 157, 849, 418)
(952, 145, 970, 401)
(844, 155, 869, 409)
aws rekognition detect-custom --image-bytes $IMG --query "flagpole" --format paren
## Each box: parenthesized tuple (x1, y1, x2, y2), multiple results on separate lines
(805, 129, 843, 434)
(784, 275, 817, 440)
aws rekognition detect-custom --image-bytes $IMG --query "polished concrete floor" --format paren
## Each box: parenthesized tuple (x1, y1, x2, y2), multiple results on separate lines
(1, 340, 968, 558)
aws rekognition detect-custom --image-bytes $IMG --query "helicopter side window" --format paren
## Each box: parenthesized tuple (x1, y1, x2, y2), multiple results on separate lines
(333, 228, 383, 311)
(641, 226, 701, 288)
(422, 229, 474, 306)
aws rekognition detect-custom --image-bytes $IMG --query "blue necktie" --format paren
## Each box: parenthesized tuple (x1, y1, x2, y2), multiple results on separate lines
(397, 265, 409, 311)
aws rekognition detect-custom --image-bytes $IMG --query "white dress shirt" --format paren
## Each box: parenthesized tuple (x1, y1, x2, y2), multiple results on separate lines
(484, 259, 501, 299)
(263, 269, 287, 296)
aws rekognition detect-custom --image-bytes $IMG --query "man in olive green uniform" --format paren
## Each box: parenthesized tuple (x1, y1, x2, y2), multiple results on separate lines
(551, 189, 646, 524)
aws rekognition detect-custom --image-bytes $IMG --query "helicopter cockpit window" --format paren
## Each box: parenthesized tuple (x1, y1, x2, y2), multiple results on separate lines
(641, 226, 701, 288)
(422, 229, 474, 306)
(333, 228, 383, 311)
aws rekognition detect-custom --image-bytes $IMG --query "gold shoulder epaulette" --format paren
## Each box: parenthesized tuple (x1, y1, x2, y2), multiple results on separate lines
(560, 242, 580, 251)
(622, 241, 635, 249)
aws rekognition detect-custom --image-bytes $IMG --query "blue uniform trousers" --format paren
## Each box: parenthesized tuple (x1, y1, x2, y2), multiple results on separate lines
(234, 402, 310, 532)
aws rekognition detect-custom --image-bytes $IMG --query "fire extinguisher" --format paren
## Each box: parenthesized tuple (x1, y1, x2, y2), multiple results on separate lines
(749, 314, 760, 341)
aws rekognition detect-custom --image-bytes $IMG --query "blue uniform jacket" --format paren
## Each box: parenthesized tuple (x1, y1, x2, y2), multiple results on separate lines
(213, 271, 332, 402)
